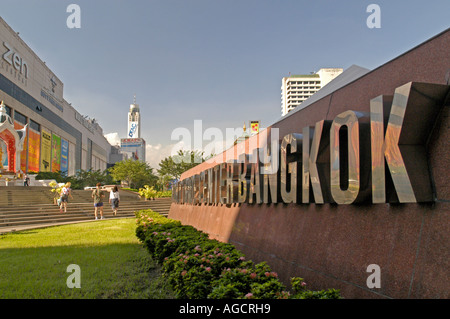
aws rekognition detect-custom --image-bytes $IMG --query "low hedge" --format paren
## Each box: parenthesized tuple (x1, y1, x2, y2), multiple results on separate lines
(135, 210, 341, 299)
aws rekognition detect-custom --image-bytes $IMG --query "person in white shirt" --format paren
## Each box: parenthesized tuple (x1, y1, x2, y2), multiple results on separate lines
(109, 185, 120, 216)
(59, 182, 73, 213)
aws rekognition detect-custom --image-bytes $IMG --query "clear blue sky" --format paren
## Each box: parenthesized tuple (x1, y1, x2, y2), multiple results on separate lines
(1, 0, 449, 167)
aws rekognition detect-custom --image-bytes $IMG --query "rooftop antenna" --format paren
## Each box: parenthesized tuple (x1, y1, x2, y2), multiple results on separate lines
(133, 94, 136, 104)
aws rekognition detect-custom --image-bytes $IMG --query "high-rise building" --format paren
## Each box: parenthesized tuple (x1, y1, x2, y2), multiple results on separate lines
(120, 95, 146, 162)
(127, 95, 141, 138)
(281, 68, 343, 116)
(120, 137, 146, 161)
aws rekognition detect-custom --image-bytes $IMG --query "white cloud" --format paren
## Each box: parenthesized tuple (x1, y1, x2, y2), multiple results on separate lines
(104, 132, 121, 146)
(146, 143, 177, 172)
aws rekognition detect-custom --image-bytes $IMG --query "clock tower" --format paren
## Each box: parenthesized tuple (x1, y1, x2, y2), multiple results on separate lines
(127, 94, 140, 138)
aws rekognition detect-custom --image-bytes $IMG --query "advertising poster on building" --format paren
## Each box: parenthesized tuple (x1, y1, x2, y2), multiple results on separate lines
(13, 121, 27, 171)
(28, 127, 40, 172)
(51, 133, 61, 172)
(250, 120, 260, 135)
(40, 129, 51, 172)
(128, 121, 139, 138)
(68, 141, 75, 176)
(0, 140, 7, 169)
(61, 139, 68, 175)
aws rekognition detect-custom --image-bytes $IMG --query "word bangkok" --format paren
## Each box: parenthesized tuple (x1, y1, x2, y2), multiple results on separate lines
(172, 82, 449, 205)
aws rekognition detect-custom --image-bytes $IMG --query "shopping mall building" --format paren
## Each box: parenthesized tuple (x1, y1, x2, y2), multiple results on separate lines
(0, 17, 113, 176)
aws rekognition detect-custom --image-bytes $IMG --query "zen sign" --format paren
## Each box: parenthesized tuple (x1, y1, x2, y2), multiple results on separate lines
(2, 42, 29, 78)
(173, 82, 449, 205)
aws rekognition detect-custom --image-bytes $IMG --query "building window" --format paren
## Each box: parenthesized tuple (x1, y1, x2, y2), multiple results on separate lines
(2, 103, 12, 116)
(14, 111, 27, 125)
(30, 119, 40, 132)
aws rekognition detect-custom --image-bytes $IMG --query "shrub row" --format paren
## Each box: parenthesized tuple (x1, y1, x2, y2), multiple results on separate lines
(135, 210, 341, 299)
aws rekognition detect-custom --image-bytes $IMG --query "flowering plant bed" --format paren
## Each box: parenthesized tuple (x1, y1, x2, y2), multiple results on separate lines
(138, 185, 172, 199)
(135, 209, 341, 299)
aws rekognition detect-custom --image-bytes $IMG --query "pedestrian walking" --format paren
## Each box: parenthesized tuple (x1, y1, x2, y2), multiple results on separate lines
(23, 174, 30, 186)
(109, 185, 120, 216)
(59, 182, 73, 213)
(91, 182, 105, 220)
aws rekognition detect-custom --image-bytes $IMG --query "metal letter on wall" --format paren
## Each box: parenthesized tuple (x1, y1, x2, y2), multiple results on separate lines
(199, 170, 206, 204)
(177, 181, 182, 204)
(213, 165, 220, 204)
(262, 147, 279, 204)
(226, 161, 239, 204)
(302, 121, 326, 204)
(185, 177, 193, 204)
(280, 133, 302, 203)
(249, 148, 263, 204)
(370, 95, 389, 203)
(188, 176, 194, 205)
(192, 174, 199, 205)
(207, 167, 214, 204)
(370, 82, 450, 203)
(260, 130, 280, 204)
(219, 163, 228, 204)
(238, 153, 251, 203)
(176, 181, 181, 203)
(263, 171, 278, 204)
(176, 181, 181, 204)
(330, 110, 360, 204)
(371, 85, 416, 203)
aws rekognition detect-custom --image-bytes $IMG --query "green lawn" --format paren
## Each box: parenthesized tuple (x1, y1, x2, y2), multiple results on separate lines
(0, 218, 174, 299)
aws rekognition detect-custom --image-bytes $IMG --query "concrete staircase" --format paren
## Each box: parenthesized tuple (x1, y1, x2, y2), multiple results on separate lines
(0, 186, 172, 233)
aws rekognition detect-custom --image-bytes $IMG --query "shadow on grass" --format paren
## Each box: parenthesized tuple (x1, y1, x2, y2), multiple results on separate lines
(0, 243, 174, 299)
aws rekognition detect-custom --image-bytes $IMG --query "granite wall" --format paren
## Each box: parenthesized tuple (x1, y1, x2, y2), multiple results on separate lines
(168, 29, 450, 299)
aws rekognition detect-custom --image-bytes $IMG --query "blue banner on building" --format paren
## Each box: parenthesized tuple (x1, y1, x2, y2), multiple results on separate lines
(61, 139, 69, 175)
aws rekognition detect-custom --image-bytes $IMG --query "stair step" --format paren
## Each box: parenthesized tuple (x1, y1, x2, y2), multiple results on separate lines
(0, 201, 169, 210)
(0, 188, 172, 232)
(0, 187, 170, 207)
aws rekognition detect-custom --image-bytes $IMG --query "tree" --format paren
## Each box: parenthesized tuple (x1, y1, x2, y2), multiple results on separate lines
(72, 169, 114, 189)
(156, 174, 174, 192)
(35, 169, 114, 189)
(157, 150, 205, 181)
(108, 159, 157, 189)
